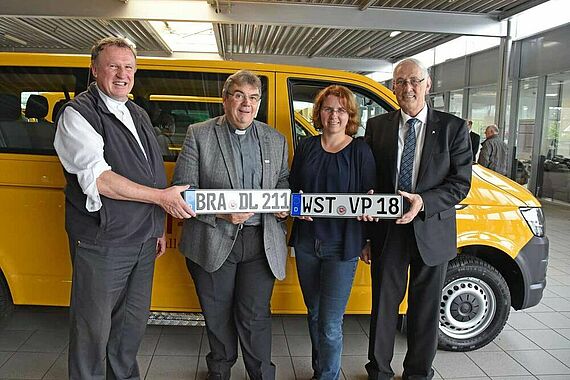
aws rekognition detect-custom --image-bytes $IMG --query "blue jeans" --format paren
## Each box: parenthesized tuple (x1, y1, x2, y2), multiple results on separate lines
(295, 235, 358, 380)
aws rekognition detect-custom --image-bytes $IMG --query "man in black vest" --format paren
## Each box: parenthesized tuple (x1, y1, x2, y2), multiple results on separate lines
(54, 37, 194, 380)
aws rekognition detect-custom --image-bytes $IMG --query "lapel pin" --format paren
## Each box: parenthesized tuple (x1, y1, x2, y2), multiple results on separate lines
(432, 131, 435, 134)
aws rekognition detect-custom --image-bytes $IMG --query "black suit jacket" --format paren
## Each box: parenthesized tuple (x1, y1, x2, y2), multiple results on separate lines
(365, 108, 472, 266)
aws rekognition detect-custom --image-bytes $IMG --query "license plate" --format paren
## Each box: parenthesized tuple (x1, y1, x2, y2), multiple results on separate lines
(183, 189, 291, 214)
(290, 193, 403, 218)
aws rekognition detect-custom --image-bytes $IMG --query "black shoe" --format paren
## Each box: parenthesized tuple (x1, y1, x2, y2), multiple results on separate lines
(207, 372, 223, 380)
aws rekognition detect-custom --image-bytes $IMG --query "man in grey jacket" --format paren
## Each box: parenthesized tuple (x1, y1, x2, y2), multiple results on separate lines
(173, 70, 289, 380)
(478, 124, 508, 176)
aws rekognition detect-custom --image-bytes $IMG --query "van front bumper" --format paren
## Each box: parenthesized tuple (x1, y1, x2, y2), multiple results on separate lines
(515, 235, 549, 309)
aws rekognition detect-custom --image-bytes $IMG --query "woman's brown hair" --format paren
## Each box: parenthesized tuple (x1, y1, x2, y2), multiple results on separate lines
(312, 85, 359, 136)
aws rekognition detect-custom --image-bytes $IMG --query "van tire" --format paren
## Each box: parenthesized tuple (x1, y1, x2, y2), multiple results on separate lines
(438, 255, 510, 352)
(0, 273, 13, 320)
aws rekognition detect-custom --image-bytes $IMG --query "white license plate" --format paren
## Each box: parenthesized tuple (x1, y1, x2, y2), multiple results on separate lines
(183, 189, 291, 214)
(290, 193, 403, 218)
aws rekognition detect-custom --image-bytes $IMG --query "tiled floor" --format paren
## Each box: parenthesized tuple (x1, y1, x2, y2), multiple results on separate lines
(1, 202, 570, 379)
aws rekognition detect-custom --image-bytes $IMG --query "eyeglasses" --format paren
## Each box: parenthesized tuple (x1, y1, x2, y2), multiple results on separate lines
(227, 91, 261, 104)
(394, 78, 425, 87)
(321, 106, 348, 115)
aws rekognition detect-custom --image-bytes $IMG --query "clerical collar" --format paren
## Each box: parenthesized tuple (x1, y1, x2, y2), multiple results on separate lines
(228, 121, 253, 135)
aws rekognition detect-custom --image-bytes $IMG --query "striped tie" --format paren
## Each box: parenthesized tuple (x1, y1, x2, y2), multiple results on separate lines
(398, 118, 419, 193)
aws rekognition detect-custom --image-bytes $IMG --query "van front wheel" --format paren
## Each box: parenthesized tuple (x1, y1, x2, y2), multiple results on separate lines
(438, 255, 510, 352)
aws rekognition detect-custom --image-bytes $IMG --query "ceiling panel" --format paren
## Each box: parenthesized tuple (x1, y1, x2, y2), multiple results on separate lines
(218, 24, 453, 62)
(0, 17, 170, 55)
(0, 0, 549, 72)
(224, 0, 543, 14)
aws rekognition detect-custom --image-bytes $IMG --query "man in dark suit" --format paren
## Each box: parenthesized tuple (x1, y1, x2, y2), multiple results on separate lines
(468, 120, 480, 161)
(362, 58, 472, 380)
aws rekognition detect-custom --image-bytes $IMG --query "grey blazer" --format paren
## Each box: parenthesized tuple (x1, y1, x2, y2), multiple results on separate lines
(172, 116, 290, 280)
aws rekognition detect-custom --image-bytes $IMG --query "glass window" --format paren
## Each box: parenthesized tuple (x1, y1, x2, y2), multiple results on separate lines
(540, 72, 570, 203)
(0, 67, 270, 160)
(430, 93, 445, 112)
(503, 82, 513, 140)
(449, 90, 463, 118)
(0, 67, 86, 154)
(468, 85, 496, 136)
(288, 81, 392, 148)
(134, 70, 268, 160)
(514, 77, 539, 187)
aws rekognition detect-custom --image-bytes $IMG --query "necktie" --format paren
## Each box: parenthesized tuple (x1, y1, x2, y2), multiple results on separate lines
(398, 118, 419, 193)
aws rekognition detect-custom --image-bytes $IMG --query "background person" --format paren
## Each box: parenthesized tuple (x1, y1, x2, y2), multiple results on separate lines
(289, 85, 376, 380)
(467, 120, 480, 161)
(53, 37, 193, 379)
(173, 70, 289, 380)
(362, 58, 472, 380)
(478, 124, 508, 176)
(155, 111, 176, 156)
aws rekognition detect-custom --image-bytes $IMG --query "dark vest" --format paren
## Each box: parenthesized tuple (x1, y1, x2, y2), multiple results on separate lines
(59, 84, 167, 246)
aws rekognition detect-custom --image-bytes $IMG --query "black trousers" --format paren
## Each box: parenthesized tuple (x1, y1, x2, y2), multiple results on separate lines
(366, 224, 447, 380)
(187, 226, 276, 380)
(68, 238, 156, 380)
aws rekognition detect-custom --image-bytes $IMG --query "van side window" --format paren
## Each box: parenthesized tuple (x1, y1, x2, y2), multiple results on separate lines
(0, 67, 83, 154)
(0, 67, 268, 159)
(288, 80, 392, 148)
(132, 70, 269, 161)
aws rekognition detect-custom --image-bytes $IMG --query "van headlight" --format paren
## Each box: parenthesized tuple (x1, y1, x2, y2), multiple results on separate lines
(520, 207, 545, 237)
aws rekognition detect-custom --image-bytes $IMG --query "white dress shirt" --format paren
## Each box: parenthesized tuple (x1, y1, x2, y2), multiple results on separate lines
(54, 86, 147, 212)
(395, 105, 428, 193)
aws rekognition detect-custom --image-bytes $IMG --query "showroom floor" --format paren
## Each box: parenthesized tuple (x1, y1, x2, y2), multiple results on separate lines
(1, 202, 570, 379)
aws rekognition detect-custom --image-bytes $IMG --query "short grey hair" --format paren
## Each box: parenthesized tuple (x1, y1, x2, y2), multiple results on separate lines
(91, 37, 137, 62)
(486, 124, 499, 134)
(222, 70, 262, 98)
(393, 58, 430, 79)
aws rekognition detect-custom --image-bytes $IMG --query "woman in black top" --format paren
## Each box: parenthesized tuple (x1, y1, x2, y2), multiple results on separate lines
(289, 85, 376, 380)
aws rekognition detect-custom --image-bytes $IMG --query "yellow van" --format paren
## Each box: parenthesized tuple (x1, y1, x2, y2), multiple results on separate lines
(0, 52, 548, 352)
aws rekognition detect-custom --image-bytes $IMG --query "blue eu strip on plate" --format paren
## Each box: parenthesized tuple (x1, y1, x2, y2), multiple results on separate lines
(183, 190, 196, 211)
(290, 193, 302, 217)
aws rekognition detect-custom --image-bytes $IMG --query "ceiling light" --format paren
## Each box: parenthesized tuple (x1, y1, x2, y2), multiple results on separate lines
(149, 21, 218, 53)
(356, 46, 372, 56)
(389, 31, 401, 38)
(2, 33, 27, 46)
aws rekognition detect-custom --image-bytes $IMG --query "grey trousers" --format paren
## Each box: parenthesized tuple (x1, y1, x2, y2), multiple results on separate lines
(68, 238, 157, 380)
(186, 226, 276, 380)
